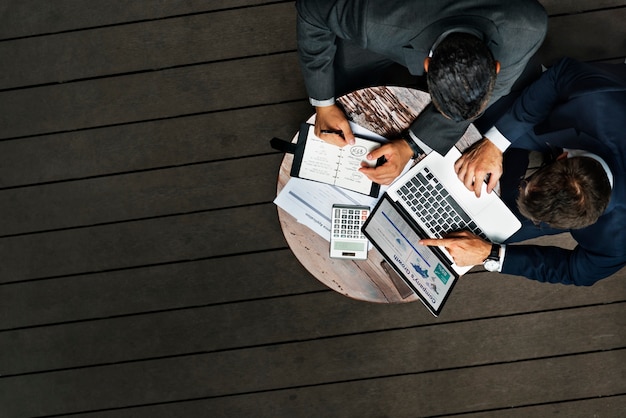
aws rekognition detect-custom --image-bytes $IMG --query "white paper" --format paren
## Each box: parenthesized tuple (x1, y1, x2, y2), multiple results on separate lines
(274, 177, 378, 241)
(275, 121, 415, 240)
(298, 125, 384, 195)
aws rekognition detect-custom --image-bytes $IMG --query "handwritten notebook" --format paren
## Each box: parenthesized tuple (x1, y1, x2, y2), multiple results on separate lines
(289, 123, 383, 196)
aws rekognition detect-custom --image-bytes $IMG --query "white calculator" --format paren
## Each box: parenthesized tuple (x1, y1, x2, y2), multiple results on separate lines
(330, 204, 370, 260)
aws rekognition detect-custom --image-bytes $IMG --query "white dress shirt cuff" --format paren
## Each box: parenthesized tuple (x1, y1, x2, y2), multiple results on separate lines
(484, 127, 511, 152)
(497, 244, 507, 273)
(309, 97, 335, 107)
(408, 130, 433, 154)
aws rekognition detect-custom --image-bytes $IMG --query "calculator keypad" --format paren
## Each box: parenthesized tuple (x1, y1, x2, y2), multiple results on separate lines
(332, 207, 369, 239)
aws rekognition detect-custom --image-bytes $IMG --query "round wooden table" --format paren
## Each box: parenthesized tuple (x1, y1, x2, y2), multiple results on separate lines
(276, 87, 481, 303)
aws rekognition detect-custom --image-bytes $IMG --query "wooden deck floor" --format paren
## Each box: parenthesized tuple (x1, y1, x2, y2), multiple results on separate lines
(0, 1, 625, 417)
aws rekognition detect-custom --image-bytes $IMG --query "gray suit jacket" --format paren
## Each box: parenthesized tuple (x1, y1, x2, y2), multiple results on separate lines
(296, 0, 547, 154)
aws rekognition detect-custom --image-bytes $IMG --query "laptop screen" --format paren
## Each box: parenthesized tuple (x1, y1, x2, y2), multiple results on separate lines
(363, 195, 458, 316)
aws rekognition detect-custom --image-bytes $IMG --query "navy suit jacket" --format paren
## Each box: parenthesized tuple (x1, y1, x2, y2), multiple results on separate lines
(296, 0, 547, 154)
(496, 58, 626, 285)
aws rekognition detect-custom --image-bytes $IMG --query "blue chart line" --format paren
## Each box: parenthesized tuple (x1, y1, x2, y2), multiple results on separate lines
(381, 210, 431, 267)
(332, 185, 362, 205)
(288, 191, 332, 223)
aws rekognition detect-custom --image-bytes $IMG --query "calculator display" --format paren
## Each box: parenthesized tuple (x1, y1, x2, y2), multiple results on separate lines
(333, 241, 366, 251)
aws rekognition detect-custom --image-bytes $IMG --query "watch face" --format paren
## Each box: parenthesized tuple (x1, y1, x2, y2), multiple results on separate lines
(484, 259, 500, 272)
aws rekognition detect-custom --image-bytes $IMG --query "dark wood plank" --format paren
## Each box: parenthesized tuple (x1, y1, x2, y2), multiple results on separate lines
(460, 395, 626, 417)
(0, 0, 281, 39)
(539, 8, 626, 65)
(0, 154, 284, 235)
(3, 237, 624, 331)
(0, 53, 305, 139)
(0, 101, 311, 188)
(0, 204, 285, 283)
(2, 301, 622, 377)
(0, 250, 325, 331)
(541, 0, 626, 14)
(65, 395, 626, 418)
(1, 349, 623, 417)
(204, 305, 626, 397)
(191, 351, 626, 418)
(0, 2, 297, 89)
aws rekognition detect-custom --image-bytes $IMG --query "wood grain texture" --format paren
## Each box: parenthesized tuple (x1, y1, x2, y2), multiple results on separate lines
(0, 1, 625, 417)
(0, 0, 278, 39)
(0, 204, 286, 283)
(3, 301, 622, 376)
(0, 2, 297, 89)
(0, 249, 324, 331)
(541, 0, 626, 15)
(0, 101, 311, 188)
(0, 53, 306, 139)
(539, 8, 626, 64)
(2, 247, 623, 332)
(2, 349, 624, 417)
(0, 154, 284, 235)
(66, 394, 626, 418)
(204, 350, 626, 417)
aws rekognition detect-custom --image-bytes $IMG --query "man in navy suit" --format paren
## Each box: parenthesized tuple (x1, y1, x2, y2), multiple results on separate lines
(420, 58, 626, 286)
(296, 0, 547, 184)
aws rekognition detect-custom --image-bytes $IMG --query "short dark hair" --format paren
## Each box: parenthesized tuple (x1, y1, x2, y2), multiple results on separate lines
(427, 33, 497, 122)
(517, 157, 611, 229)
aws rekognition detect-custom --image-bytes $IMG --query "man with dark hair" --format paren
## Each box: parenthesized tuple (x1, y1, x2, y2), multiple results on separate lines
(517, 156, 611, 229)
(296, 0, 547, 185)
(427, 33, 499, 122)
(420, 58, 626, 286)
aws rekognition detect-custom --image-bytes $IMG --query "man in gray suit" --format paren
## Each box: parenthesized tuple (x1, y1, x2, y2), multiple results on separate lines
(296, 0, 547, 184)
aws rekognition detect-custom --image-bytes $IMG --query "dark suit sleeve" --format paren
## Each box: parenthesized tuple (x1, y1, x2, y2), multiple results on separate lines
(494, 59, 571, 141)
(407, 103, 471, 155)
(296, 0, 338, 102)
(495, 58, 622, 143)
(486, 2, 547, 103)
(501, 244, 625, 286)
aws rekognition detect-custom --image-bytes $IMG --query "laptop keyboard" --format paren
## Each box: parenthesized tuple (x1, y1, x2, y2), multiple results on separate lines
(397, 167, 487, 239)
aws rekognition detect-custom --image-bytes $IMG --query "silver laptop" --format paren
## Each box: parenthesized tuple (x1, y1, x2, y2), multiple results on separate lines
(362, 146, 521, 316)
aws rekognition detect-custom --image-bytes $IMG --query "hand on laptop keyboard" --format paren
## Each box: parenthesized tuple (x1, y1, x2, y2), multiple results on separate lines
(454, 138, 503, 197)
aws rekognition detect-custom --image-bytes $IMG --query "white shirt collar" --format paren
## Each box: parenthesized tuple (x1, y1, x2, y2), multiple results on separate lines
(429, 28, 483, 57)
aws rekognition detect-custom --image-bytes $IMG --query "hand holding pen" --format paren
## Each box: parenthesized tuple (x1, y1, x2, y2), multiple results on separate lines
(314, 104, 355, 146)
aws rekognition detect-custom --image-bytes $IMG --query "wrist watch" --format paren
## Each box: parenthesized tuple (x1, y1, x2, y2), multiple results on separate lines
(483, 243, 501, 272)
(400, 131, 424, 160)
